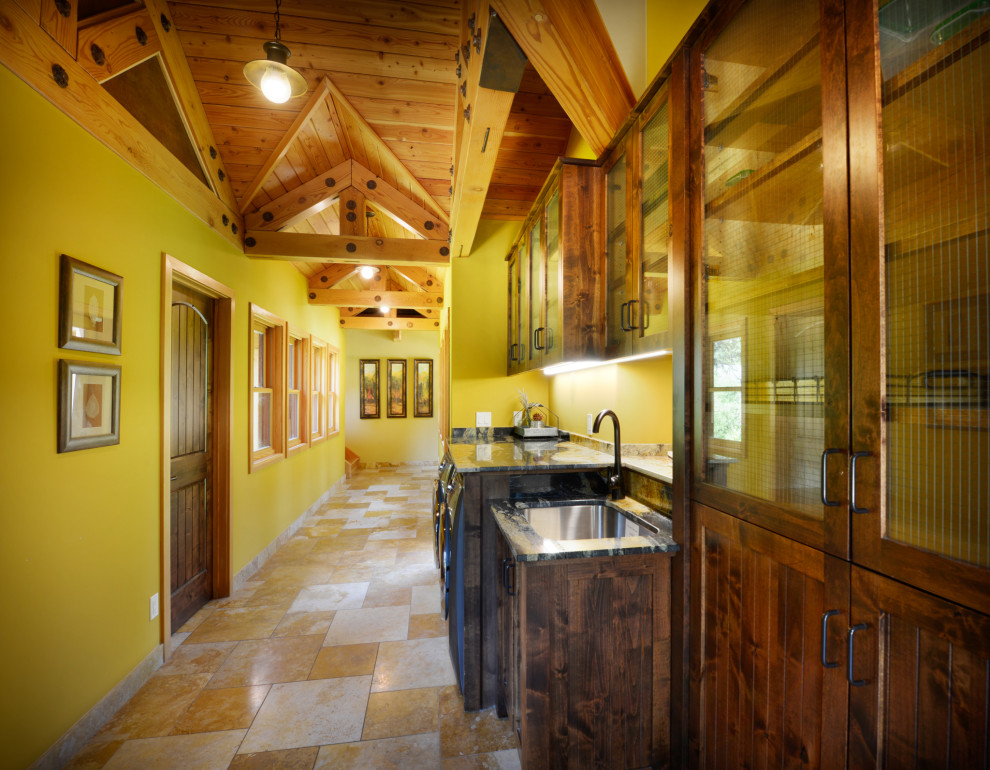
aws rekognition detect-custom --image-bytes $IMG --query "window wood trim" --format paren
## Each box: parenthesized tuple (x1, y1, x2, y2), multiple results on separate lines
(249, 303, 286, 472)
(310, 335, 329, 445)
(286, 328, 309, 456)
(327, 343, 341, 437)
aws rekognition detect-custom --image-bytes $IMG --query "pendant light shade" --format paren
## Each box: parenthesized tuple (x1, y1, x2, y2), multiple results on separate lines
(243, 1, 307, 104)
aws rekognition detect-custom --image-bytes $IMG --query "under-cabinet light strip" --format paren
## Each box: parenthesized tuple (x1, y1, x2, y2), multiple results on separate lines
(542, 349, 672, 376)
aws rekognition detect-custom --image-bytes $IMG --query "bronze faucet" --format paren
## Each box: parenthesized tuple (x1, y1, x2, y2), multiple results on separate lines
(593, 409, 624, 500)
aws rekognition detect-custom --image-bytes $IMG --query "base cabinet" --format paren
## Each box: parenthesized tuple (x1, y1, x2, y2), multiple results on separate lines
(498, 530, 672, 768)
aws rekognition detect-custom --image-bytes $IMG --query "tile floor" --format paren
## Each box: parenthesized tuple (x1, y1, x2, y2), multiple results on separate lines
(66, 466, 519, 769)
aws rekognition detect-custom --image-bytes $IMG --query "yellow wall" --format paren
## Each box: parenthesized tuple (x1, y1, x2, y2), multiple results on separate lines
(0, 66, 345, 768)
(646, 0, 711, 80)
(451, 220, 548, 428)
(344, 329, 439, 463)
(548, 356, 674, 444)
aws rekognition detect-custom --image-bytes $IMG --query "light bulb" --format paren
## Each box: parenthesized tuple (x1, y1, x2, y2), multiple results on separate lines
(380, 305, 390, 314)
(360, 266, 374, 279)
(260, 66, 291, 104)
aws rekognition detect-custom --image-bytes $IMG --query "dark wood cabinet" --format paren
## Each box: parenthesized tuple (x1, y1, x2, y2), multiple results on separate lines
(683, 0, 990, 765)
(497, 526, 672, 768)
(505, 160, 603, 374)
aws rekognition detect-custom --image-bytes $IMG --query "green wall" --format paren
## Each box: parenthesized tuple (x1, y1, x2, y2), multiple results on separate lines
(0, 66, 345, 768)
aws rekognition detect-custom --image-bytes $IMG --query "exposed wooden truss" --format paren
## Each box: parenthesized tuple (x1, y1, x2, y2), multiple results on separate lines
(244, 231, 450, 265)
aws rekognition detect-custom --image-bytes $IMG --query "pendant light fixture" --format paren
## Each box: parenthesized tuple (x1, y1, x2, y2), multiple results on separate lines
(243, 0, 307, 104)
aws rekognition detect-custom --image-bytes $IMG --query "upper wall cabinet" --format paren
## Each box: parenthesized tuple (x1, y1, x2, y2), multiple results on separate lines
(604, 86, 674, 359)
(506, 160, 603, 374)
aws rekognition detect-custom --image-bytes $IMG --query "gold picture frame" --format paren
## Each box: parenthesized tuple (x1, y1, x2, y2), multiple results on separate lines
(414, 358, 433, 418)
(59, 254, 123, 354)
(359, 359, 380, 419)
(387, 359, 407, 418)
(58, 359, 121, 452)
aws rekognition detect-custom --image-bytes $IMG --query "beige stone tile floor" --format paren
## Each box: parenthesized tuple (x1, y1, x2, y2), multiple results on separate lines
(67, 467, 520, 769)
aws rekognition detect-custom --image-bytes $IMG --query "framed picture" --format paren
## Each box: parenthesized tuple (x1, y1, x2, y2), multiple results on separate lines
(413, 358, 433, 418)
(59, 254, 123, 354)
(359, 359, 380, 419)
(58, 359, 121, 452)
(387, 359, 407, 418)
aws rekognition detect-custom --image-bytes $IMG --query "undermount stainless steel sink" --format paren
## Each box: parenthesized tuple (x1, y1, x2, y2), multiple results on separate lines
(523, 502, 658, 541)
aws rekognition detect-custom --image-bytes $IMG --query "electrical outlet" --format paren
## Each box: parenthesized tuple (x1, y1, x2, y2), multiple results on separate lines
(476, 411, 491, 428)
(150, 593, 159, 621)
(587, 413, 594, 433)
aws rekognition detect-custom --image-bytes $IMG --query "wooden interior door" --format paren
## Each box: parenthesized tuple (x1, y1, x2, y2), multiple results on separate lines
(170, 283, 214, 629)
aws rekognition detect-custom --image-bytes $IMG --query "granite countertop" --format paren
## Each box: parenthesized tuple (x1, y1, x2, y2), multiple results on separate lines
(491, 497, 678, 562)
(449, 439, 614, 473)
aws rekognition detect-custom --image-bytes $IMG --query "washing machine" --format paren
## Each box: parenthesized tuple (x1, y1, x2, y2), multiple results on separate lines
(441, 476, 465, 692)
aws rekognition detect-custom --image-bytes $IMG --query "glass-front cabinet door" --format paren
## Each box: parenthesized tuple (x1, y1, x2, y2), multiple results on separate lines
(605, 152, 630, 358)
(526, 216, 545, 369)
(507, 250, 523, 375)
(694, 0, 850, 554)
(638, 89, 671, 353)
(542, 188, 562, 367)
(848, 0, 990, 614)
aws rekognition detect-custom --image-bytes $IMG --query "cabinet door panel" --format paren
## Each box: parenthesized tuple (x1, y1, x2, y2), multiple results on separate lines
(605, 152, 630, 358)
(849, 566, 990, 768)
(543, 188, 562, 366)
(847, 0, 990, 613)
(693, 0, 851, 556)
(690, 504, 848, 769)
(639, 93, 672, 353)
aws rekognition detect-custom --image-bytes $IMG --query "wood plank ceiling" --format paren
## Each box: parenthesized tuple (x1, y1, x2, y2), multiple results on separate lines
(2, 0, 636, 321)
(169, 0, 573, 263)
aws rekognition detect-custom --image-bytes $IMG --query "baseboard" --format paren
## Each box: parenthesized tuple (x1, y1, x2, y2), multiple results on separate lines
(232, 474, 347, 592)
(30, 644, 164, 770)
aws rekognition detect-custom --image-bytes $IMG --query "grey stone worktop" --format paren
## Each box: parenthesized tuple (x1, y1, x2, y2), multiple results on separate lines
(448, 437, 613, 474)
(491, 497, 678, 562)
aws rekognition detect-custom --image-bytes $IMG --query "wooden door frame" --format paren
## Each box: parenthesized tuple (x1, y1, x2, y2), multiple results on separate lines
(160, 253, 234, 658)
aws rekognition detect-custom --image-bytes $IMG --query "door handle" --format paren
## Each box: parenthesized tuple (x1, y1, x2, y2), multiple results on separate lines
(847, 623, 868, 686)
(851, 451, 870, 513)
(501, 557, 516, 596)
(820, 609, 840, 668)
(820, 448, 842, 506)
(628, 299, 640, 330)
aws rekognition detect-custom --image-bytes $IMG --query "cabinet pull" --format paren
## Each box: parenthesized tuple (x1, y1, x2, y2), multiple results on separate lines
(509, 343, 518, 362)
(851, 451, 870, 513)
(620, 301, 630, 332)
(847, 623, 868, 686)
(820, 609, 840, 668)
(532, 327, 542, 351)
(628, 299, 640, 330)
(820, 448, 842, 506)
(501, 557, 516, 596)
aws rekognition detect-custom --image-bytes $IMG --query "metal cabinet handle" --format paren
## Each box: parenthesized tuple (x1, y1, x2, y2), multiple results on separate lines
(820, 448, 842, 506)
(620, 301, 630, 332)
(847, 623, 868, 686)
(628, 299, 640, 330)
(851, 451, 870, 513)
(501, 557, 516, 596)
(532, 327, 542, 351)
(508, 343, 518, 362)
(821, 609, 840, 668)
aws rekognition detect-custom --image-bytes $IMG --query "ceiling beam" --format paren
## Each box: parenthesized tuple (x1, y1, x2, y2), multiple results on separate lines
(244, 231, 451, 265)
(491, 0, 634, 156)
(245, 160, 352, 231)
(307, 263, 360, 289)
(350, 161, 448, 241)
(238, 78, 333, 213)
(145, 0, 238, 210)
(450, 6, 527, 257)
(339, 316, 443, 331)
(0, 0, 242, 247)
(388, 266, 443, 292)
(76, 6, 160, 83)
(308, 290, 444, 309)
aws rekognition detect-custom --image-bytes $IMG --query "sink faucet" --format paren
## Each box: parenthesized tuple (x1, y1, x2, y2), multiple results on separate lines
(593, 409, 623, 500)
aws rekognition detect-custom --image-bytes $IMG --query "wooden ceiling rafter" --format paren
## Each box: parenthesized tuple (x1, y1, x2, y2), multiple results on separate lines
(308, 289, 444, 310)
(244, 159, 351, 231)
(244, 230, 450, 265)
(491, 0, 634, 156)
(450, 2, 529, 256)
(76, 5, 161, 83)
(339, 315, 443, 331)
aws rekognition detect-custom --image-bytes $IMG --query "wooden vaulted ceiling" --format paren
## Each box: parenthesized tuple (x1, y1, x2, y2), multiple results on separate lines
(0, 0, 633, 324)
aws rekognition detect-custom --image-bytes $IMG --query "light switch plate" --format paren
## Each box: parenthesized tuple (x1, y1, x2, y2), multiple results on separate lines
(476, 411, 492, 428)
(150, 593, 159, 621)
